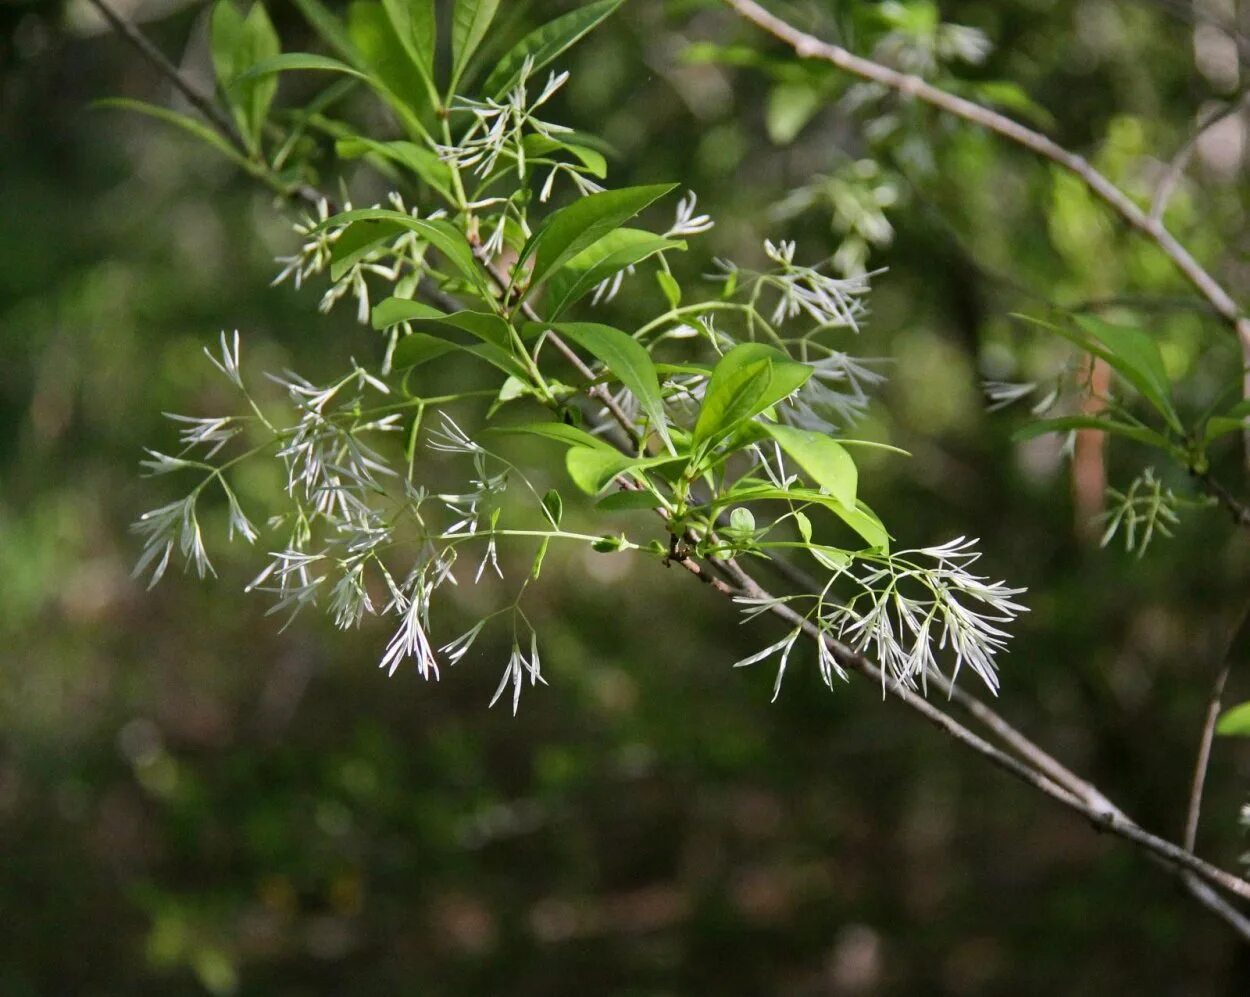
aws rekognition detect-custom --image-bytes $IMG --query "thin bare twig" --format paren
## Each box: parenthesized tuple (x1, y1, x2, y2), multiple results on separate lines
(1184, 602, 1250, 851)
(85, 0, 242, 147)
(1151, 93, 1250, 222)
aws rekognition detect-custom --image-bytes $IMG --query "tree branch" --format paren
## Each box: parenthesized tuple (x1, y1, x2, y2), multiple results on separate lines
(1184, 602, 1250, 852)
(712, 557, 1250, 910)
(721, 0, 1250, 452)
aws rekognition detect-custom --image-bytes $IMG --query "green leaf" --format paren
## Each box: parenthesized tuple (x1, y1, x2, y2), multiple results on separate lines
(351, 0, 434, 122)
(544, 229, 683, 318)
(378, 0, 435, 86)
(1075, 315, 1181, 432)
(484, 422, 616, 451)
(762, 424, 858, 510)
(326, 210, 492, 296)
(522, 133, 608, 178)
(519, 184, 676, 296)
(1012, 415, 1171, 450)
(766, 82, 820, 145)
(370, 297, 447, 329)
(540, 488, 563, 528)
(550, 322, 671, 448)
(566, 449, 683, 494)
(482, 0, 625, 97)
(211, 1, 280, 153)
(717, 484, 888, 551)
(233, 52, 370, 85)
(335, 137, 453, 201)
(391, 332, 459, 369)
(1016, 313, 1181, 433)
(452, 0, 502, 84)
(1216, 700, 1250, 736)
(92, 99, 251, 170)
(693, 343, 813, 447)
(656, 270, 681, 309)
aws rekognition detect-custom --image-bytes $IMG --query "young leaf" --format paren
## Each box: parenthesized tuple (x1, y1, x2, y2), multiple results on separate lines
(452, 0, 502, 85)
(692, 343, 813, 447)
(544, 229, 684, 318)
(1216, 700, 1250, 736)
(566, 449, 682, 494)
(541, 489, 563, 528)
(656, 270, 682, 309)
(762, 423, 858, 510)
(519, 184, 677, 295)
(550, 322, 672, 448)
(693, 357, 772, 448)
(482, 0, 625, 97)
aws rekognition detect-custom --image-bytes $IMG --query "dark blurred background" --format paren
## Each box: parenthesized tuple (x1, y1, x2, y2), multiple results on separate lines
(4, 0, 1250, 992)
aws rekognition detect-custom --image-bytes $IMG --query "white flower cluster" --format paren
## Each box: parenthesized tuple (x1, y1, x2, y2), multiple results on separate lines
(734, 538, 1026, 697)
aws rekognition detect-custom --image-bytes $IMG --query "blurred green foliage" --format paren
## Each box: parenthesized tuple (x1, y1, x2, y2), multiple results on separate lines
(3, 0, 1250, 992)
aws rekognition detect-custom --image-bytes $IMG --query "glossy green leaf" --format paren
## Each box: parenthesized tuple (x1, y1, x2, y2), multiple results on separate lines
(544, 229, 683, 318)
(693, 343, 813, 447)
(519, 184, 676, 295)
(482, 0, 625, 97)
(762, 424, 857, 509)
(1216, 700, 1250, 736)
(550, 322, 671, 447)
(452, 0, 502, 83)
(566, 448, 680, 494)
